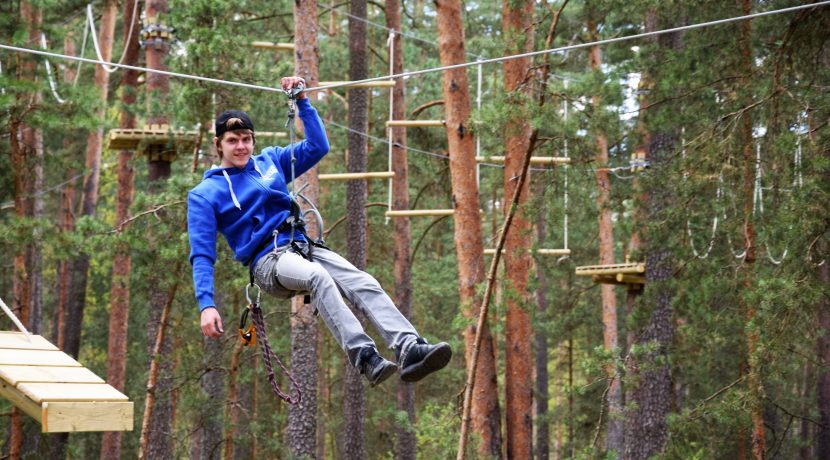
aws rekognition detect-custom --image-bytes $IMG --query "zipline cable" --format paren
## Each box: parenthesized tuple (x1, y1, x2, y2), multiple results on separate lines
(2, 2, 826, 97)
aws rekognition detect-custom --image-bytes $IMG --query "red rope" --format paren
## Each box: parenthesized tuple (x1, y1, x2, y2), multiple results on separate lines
(251, 303, 302, 404)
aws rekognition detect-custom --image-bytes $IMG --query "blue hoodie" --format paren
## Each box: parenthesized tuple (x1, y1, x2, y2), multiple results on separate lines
(188, 98, 330, 311)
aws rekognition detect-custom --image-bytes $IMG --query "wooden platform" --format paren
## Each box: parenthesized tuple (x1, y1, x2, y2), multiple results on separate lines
(0, 332, 133, 433)
(575, 263, 645, 288)
(107, 125, 197, 153)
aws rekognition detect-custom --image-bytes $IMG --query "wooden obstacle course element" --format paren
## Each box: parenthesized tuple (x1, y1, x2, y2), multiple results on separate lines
(320, 80, 396, 89)
(319, 171, 395, 181)
(575, 262, 645, 289)
(385, 209, 454, 217)
(475, 155, 571, 165)
(250, 41, 295, 51)
(386, 120, 445, 128)
(484, 248, 571, 256)
(0, 332, 133, 433)
(107, 126, 287, 156)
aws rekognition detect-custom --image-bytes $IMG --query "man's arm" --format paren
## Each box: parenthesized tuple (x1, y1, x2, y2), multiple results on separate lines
(188, 192, 224, 337)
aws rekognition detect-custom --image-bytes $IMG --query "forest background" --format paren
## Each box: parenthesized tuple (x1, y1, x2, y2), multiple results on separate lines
(0, 0, 828, 459)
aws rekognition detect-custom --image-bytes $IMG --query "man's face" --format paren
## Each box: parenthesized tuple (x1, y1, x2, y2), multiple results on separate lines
(217, 130, 254, 169)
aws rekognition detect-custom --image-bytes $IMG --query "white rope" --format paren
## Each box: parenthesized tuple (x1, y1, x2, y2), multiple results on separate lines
(41, 34, 66, 104)
(303, 1, 830, 93)
(475, 58, 483, 189)
(3, 2, 824, 98)
(85, 2, 141, 74)
(74, 18, 90, 86)
(386, 30, 394, 224)
(0, 295, 32, 341)
(682, 127, 719, 259)
(562, 79, 569, 252)
(0, 58, 5, 95)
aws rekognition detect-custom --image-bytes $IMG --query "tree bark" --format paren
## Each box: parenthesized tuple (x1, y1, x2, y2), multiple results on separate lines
(502, 1, 535, 458)
(737, 2, 766, 457)
(818, 257, 830, 458)
(64, 0, 117, 361)
(623, 15, 678, 460)
(534, 182, 550, 460)
(342, 1, 369, 458)
(385, 2, 417, 459)
(586, 15, 624, 456)
(100, 1, 141, 457)
(288, 2, 321, 457)
(435, 1, 502, 457)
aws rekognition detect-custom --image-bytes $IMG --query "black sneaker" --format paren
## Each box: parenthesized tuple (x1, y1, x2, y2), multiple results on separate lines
(397, 338, 452, 383)
(357, 347, 398, 387)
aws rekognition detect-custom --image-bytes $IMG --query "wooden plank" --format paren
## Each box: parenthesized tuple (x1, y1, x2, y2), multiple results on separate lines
(17, 383, 128, 403)
(616, 274, 645, 285)
(320, 80, 396, 89)
(575, 263, 645, 276)
(0, 365, 104, 386)
(42, 401, 133, 433)
(250, 41, 294, 51)
(0, 349, 82, 367)
(0, 377, 42, 423)
(0, 332, 58, 351)
(386, 120, 445, 127)
(385, 209, 454, 217)
(319, 172, 394, 181)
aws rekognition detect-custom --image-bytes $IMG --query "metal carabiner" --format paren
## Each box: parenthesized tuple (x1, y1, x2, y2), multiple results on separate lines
(246, 283, 261, 306)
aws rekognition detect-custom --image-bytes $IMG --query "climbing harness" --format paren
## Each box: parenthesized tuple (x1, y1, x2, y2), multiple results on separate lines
(242, 283, 301, 404)
(280, 80, 329, 262)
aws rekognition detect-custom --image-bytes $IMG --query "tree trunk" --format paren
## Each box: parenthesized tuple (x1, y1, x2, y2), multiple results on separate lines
(502, 1, 535, 458)
(342, 1, 369, 458)
(64, 0, 117, 361)
(100, 2, 140, 457)
(623, 15, 679, 459)
(385, 2, 416, 459)
(737, 3, 766, 457)
(288, 2, 321, 457)
(224, 339, 244, 460)
(818, 259, 830, 458)
(534, 181, 550, 460)
(197, 334, 225, 460)
(8, 2, 41, 457)
(586, 15, 623, 456)
(435, 1, 502, 457)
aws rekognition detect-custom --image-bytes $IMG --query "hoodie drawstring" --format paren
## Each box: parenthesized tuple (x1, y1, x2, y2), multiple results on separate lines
(223, 170, 242, 210)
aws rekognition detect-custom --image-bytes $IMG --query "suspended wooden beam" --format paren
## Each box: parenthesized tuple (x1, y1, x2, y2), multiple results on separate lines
(484, 248, 571, 256)
(107, 126, 286, 152)
(320, 80, 396, 89)
(574, 263, 645, 276)
(386, 120, 446, 128)
(0, 332, 133, 433)
(385, 209, 454, 217)
(475, 156, 571, 165)
(318, 172, 394, 181)
(250, 41, 295, 51)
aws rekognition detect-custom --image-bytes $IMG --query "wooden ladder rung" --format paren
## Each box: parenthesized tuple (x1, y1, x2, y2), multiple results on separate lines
(250, 41, 294, 51)
(476, 156, 571, 165)
(484, 248, 571, 256)
(386, 120, 446, 127)
(318, 172, 394, 181)
(385, 209, 454, 217)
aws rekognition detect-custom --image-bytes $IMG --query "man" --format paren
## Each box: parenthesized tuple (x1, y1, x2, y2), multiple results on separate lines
(187, 76, 451, 386)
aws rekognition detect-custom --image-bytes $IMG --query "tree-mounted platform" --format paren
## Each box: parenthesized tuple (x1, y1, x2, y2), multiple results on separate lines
(0, 332, 133, 433)
(107, 125, 287, 160)
(575, 263, 646, 289)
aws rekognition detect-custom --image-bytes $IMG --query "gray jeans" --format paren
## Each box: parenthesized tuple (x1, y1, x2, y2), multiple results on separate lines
(253, 244, 418, 366)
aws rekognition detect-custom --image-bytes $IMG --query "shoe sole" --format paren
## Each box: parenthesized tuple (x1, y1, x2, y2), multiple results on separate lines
(400, 342, 452, 383)
(371, 361, 398, 387)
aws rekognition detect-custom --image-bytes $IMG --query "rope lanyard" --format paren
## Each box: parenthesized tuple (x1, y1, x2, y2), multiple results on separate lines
(0, 296, 32, 342)
(244, 284, 302, 404)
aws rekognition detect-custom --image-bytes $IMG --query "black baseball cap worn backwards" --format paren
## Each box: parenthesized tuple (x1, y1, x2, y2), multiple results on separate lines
(215, 109, 255, 138)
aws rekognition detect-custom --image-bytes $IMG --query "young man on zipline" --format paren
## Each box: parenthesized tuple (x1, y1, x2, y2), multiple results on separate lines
(187, 76, 451, 387)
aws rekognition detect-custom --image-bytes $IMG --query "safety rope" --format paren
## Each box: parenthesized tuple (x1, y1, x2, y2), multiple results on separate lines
(0, 296, 32, 342)
(386, 30, 395, 225)
(245, 285, 301, 404)
(40, 34, 66, 104)
(85, 2, 140, 74)
(4, 2, 827, 97)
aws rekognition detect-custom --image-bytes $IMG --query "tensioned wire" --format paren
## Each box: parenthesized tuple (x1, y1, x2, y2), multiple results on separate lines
(1, 1, 827, 96)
